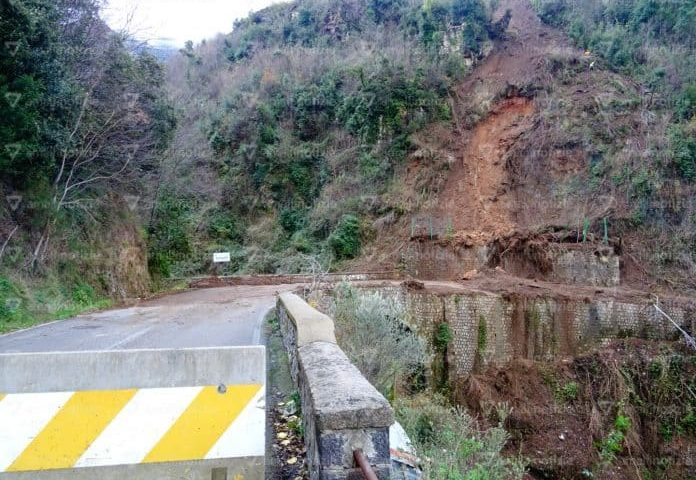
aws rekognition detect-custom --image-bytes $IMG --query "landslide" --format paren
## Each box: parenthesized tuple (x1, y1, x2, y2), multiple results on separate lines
(356, 0, 696, 294)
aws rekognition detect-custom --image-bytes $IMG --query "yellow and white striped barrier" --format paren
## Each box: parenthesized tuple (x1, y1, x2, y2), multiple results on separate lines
(0, 384, 264, 473)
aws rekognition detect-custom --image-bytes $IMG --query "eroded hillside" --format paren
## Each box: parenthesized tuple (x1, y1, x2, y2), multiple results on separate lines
(156, 0, 695, 298)
(358, 0, 696, 294)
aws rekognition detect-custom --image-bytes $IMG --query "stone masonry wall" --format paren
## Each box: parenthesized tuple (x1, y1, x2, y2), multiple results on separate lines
(402, 242, 488, 280)
(276, 293, 393, 480)
(360, 286, 695, 381)
(402, 240, 620, 287)
(500, 247, 620, 287)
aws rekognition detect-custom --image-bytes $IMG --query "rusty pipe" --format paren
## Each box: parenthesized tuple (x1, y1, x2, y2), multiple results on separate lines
(353, 449, 379, 480)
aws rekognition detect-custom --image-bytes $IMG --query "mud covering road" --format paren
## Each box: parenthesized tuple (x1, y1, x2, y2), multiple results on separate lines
(0, 285, 303, 353)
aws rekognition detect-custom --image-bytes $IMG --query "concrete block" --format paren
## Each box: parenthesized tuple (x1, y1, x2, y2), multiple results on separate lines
(298, 342, 393, 430)
(278, 293, 337, 347)
(0, 347, 265, 480)
(0, 346, 265, 392)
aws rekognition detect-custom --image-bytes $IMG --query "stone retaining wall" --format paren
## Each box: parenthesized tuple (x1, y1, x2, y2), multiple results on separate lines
(500, 246, 620, 287)
(349, 286, 695, 380)
(402, 242, 487, 280)
(402, 240, 620, 287)
(276, 293, 393, 480)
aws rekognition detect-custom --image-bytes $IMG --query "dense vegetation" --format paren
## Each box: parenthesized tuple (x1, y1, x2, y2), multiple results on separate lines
(3, 0, 696, 325)
(0, 0, 174, 329)
(534, 0, 695, 170)
(154, 0, 502, 277)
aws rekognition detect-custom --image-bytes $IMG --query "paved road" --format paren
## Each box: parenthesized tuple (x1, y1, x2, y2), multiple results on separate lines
(0, 285, 302, 353)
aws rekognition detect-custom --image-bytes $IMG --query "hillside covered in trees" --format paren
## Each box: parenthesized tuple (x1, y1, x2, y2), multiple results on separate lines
(1, 0, 695, 323)
(0, 0, 175, 326)
(155, 0, 696, 288)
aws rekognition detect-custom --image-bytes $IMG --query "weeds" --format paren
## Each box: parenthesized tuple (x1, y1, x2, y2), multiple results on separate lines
(0, 275, 110, 333)
(434, 322, 453, 393)
(435, 323, 453, 353)
(328, 214, 362, 260)
(599, 413, 631, 461)
(329, 282, 429, 396)
(396, 394, 526, 480)
(556, 381, 580, 403)
(474, 315, 488, 372)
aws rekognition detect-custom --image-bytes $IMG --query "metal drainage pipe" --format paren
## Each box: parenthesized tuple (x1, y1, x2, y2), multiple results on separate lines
(353, 449, 379, 480)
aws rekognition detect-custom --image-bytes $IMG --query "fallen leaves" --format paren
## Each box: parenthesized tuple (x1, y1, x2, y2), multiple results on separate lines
(271, 396, 308, 479)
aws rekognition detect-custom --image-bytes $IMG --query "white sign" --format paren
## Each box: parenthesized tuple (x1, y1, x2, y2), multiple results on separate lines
(213, 252, 231, 263)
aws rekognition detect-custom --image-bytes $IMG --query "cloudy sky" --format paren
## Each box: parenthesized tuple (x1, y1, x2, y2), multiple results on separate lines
(101, 0, 282, 47)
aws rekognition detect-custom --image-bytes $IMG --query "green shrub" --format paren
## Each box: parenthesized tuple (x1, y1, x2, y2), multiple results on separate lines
(329, 214, 361, 259)
(147, 193, 193, 278)
(477, 315, 487, 352)
(208, 210, 244, 242)
(670, 124, 696, 181)
(556, 381, 580, 402)
(279, 208, 308, 234)
(330, 283, 428, 396)
(681, 410, 696, 435)
(434, 323, 453, 353)
(0, 277, 29, 327)
(396, 395, 525, 480)
(338, 61, 445, 144)
(359, 153, 390, 182)
(289, 231, 313, 253)
(71, 283, 96, 307)
(599, 413, 631, 460)
(676, 83, 696, 121)
(614, 414, 631, 433)
(600, 429, 626, 460)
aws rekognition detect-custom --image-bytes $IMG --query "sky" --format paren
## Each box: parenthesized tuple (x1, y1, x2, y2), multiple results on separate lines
(101, 0, 282, 48)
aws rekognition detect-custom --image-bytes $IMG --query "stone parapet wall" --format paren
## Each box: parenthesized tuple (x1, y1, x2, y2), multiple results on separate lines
(276, 293, 393, 480)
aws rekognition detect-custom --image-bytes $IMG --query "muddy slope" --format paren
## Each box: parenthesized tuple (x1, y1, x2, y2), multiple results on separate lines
(460, 339, 696, 480)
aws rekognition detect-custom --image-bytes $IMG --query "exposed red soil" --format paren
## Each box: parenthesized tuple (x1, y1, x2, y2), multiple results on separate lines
(433, 0, 589, 245)
(353, 0, 593, 268)
(458, 340, 696, 480)
(188, 271, 401, 288)
(435, 96, 534, 243)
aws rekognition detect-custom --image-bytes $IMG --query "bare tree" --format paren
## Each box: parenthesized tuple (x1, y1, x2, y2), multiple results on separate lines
(29, 20, 166, 268)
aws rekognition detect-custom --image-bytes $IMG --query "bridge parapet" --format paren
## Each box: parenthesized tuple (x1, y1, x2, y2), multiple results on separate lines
(277, 293, 393, 480)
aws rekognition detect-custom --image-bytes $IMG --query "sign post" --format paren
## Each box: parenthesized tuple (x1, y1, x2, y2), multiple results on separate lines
(213, 252, 231, 263)
(212, 252, 230, 276)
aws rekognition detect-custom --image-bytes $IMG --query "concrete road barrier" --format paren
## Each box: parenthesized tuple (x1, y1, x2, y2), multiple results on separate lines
(0, 347, 265, 480)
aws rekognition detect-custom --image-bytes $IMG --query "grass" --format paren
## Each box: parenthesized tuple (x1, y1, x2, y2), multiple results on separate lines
(0, 275, 113, 334)
(396, 394, 526, 480)
(556, 381, 580, 402)
(0, 299, 113, 334)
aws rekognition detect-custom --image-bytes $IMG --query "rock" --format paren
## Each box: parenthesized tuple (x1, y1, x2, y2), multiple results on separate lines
(461, 269, 478, 280)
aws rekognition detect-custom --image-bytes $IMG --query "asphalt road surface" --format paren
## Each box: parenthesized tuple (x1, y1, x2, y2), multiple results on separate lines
(0, 285, 302, 353)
